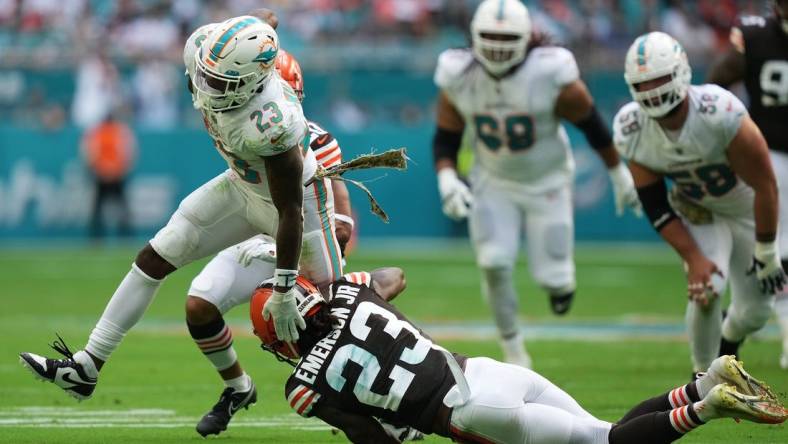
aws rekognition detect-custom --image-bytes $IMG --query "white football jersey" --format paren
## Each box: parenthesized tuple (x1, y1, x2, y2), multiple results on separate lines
(434, 47, 578, 189)
(183, 26, 316, 199)
(613, 84, 751, 218)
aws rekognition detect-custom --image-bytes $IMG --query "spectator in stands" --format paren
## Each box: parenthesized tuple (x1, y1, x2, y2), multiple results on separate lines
(81, 114, 136, 240)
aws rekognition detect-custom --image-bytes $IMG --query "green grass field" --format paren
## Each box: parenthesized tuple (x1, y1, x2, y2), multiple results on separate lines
(1, 243, 786, 443)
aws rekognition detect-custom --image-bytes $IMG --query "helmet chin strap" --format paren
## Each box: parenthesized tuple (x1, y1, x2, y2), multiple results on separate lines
(260, 343, 297, 367)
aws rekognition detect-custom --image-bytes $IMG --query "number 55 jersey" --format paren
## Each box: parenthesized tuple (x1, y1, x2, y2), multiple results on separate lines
(434, 47, 577, 191)
(285, 276, 466, 434)
(613, 84, 752, 219)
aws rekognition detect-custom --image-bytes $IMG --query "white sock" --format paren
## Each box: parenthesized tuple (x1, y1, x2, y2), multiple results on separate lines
(72, 350, 98, 379)
(694, 373, 716, 399)
(85, 263, 163, 362)
(692, 399, 716, 423)
(685, 299, 722, 372)
(225, 373, 252, 393)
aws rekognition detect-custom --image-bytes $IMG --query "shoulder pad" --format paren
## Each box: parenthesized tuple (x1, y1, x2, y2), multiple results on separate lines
(286, 380, 321, 417)
(241, 92, 308, 156)
(528, 46, 579, 87)
(434, 48, 474, 90)
(612, 102, 644, 160)
(693, 84, 747, 145)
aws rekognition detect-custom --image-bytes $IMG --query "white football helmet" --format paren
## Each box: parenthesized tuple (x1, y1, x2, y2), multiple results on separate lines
(471, 0, 531, 76)
(192, 16, 279, 111)
(624, 32, 691, 118)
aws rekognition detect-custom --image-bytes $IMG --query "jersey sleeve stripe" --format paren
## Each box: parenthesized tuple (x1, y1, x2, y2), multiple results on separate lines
(315, 145, 339, 161)
(288, 385, 310, 407)
(296, 392, 320, 416)
(323, 153, 342, 167)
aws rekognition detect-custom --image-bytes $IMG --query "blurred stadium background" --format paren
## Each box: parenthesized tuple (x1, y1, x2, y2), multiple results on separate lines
(1, 1, 786, 443)
(1, 0, 769, 241)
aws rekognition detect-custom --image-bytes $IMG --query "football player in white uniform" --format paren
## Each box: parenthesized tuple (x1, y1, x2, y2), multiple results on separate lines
(183, 49, 355, 437)
(613, 31, 786, 374)
(432, 0, 641, 367)
(19, 16, 343, 401)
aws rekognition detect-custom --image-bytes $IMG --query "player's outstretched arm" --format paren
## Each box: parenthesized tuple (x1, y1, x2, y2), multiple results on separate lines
(727, 117, 786, 293)
(630, 160, 722, 304)
(369, 267, 407, 301)
(312, 404, 399, 444)
(558, 80, 641, 216)
(262, 146, 306, 343)
(433, 91, 472, 221)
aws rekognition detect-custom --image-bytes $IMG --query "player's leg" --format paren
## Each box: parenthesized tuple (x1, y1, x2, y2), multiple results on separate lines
(469, 178, 527, 367)
(300, 178, 343, 287)
(186, 240, 275, 436)
(720, 218, 774, 358)
(770, 151, 788, 368)
(683, 220, 732, 372)
(524, 184, 576, 316)
(19, 172, 262, 399)
(448, 357, 610, 444)
(610, 381, 786, 443)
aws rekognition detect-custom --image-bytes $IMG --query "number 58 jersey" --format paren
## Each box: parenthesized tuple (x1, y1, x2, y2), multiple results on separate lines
(434, 47, 578, 190)
(285, 275, 465, 434)
(613, 84, 753, 218)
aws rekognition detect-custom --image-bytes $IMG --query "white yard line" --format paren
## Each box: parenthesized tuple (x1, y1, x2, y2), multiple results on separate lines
(0, 407, 330, 430)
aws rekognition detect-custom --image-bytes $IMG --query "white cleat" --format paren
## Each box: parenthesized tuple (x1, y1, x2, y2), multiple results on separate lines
(702, 384, 787, 424)
(780, 352, 788, 371)
(705, 355, 776, 400)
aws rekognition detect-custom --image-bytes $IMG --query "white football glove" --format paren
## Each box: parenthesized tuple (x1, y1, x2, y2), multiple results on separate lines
(236, 238, 277, 267)
(379, 419, 424, 442)
(437, 168, 473, 221)
(262, 287, 306, 343)
(748, 241, 787, 295)
(608, 163, 642, 217)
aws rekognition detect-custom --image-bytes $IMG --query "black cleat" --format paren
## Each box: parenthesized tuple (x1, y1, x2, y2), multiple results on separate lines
(196, 383, 257, 437)
(549, 291, 574, 315)
(19, 334, 97, 401)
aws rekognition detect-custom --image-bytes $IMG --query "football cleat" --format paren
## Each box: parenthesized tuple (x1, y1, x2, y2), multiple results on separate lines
(780, 352, 788, 371)
(196, 383, 257, 437)
(703, 383, 787, 424)
(19, 334, 97, 401)
(705, 355, 777, 401)
(549, 292, 574, 316)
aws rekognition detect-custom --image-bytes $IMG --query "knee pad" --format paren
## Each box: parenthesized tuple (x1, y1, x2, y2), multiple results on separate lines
(150, 212, 200, 268)
(544, 223, 571, 260)
(731, 301, 773, 333)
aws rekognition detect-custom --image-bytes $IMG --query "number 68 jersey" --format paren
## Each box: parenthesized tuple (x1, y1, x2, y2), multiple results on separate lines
(285, 274, 466, 434)
(613, 84, 753, 219)
(434, 47, 578, 190)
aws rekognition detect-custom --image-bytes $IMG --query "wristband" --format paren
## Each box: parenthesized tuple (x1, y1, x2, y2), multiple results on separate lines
(274, 268, 298, 290)
(754, 241, 777, 261)
(334, 213, 355, 229)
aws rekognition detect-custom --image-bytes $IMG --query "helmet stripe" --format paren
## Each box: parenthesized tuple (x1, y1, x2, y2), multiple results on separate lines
(496, 0, 505, 20)
(209, 17, 259, 62)
(636, 35, 648, 69)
